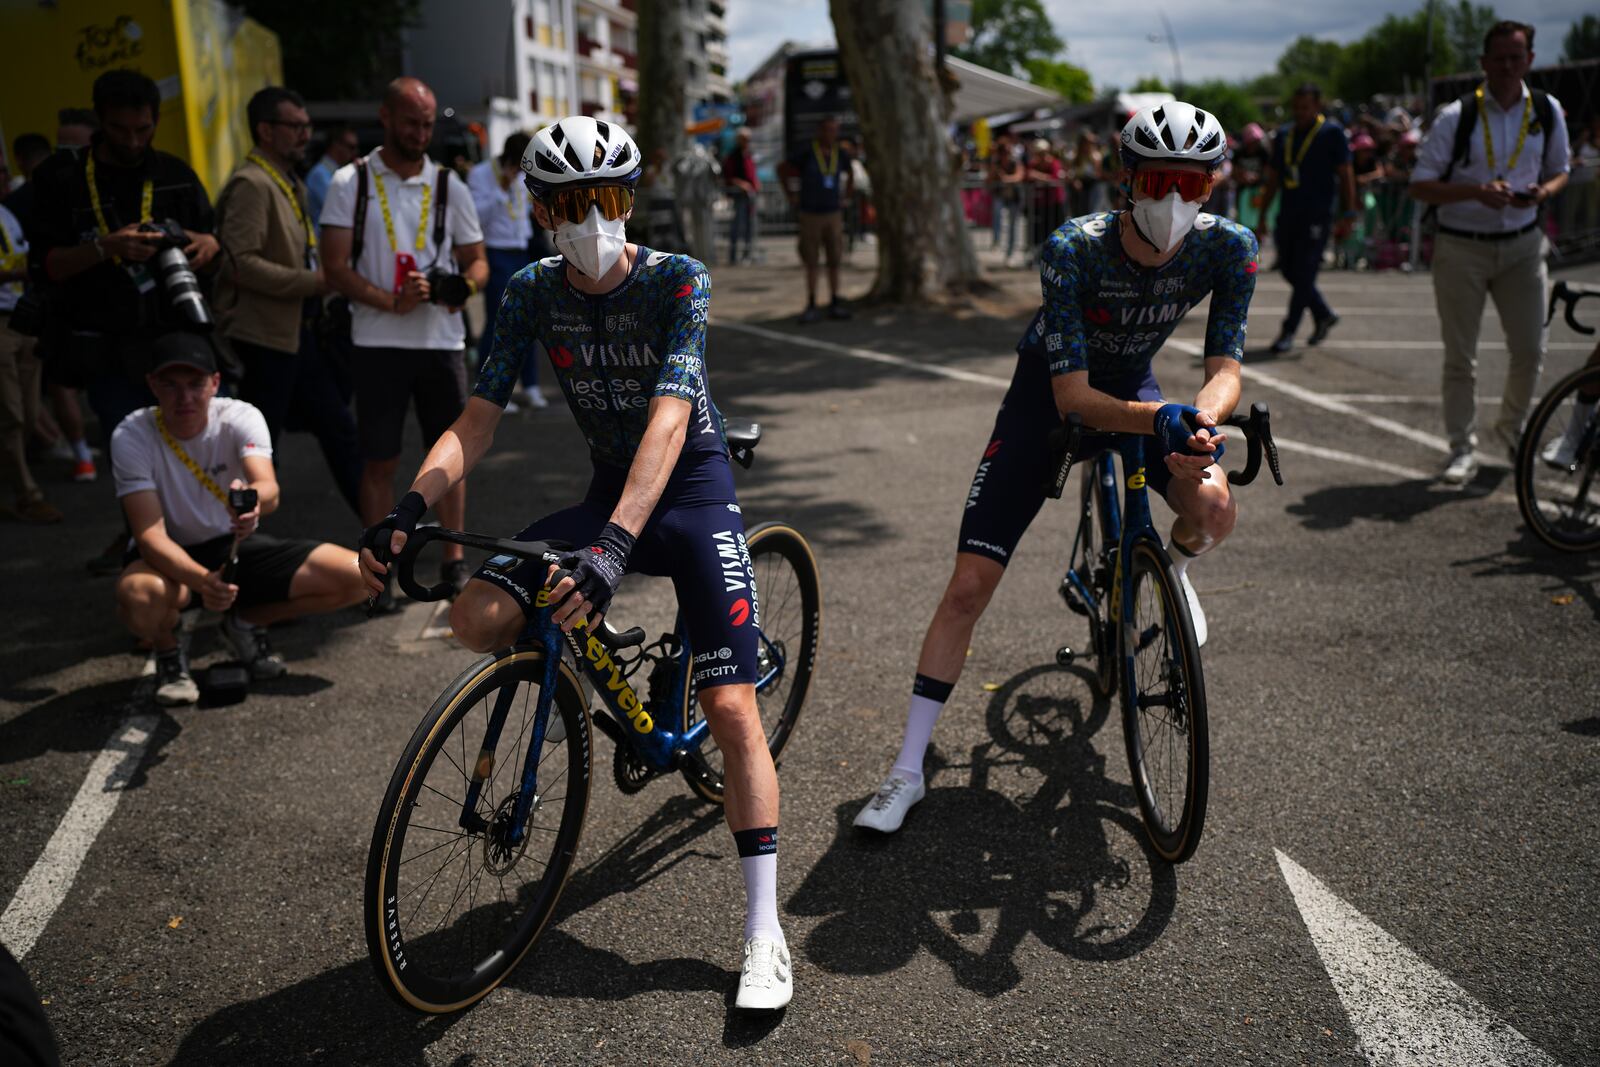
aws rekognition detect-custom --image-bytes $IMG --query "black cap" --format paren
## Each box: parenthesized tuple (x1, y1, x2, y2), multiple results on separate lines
(148, 331, 218, 376)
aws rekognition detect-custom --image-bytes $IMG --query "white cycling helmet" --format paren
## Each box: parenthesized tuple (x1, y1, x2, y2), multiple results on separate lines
(520, 116, 642, 196)
(1120, 102, 1226, 169)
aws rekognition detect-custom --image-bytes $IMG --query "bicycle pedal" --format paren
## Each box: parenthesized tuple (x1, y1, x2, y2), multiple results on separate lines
(1056, 646, 1076, 666)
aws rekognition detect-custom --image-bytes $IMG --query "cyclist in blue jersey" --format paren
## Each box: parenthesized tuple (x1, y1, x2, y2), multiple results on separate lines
(856, 103, 1259, 834)
(357, 117, 792, 1011)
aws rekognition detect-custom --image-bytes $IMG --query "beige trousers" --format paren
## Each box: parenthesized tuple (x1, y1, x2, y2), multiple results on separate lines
(1430, 228, 1547, 455)
(0, 314, 42, 502)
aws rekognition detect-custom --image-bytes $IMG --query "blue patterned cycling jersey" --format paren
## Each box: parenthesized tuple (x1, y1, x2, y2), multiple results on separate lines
(475, 246, 726, 470)
(1020, 211, 1260, 382)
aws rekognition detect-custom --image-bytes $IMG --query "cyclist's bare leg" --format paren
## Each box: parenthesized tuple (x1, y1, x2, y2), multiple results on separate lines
(1165, 463, 1237, 556)
(449, 579, 527, 653)
(915, 552, 1006, 685)
(697, 681, 785, 947)
(115, 562, 189, 652)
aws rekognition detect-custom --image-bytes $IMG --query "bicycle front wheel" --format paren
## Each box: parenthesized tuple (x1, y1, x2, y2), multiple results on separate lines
(1516, 363, 1600, 553)
(682, 521, 821, 804)
(365, 649, 592, 1013)
(1120, 540, 1209, 864)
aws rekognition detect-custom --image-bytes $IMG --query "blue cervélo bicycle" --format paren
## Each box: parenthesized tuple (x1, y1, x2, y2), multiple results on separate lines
(1050, 403, 1281, 863)
(362, 424, 820, 1013)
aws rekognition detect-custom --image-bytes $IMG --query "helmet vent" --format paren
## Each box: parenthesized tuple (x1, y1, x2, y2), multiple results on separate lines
(536, 149, 568, 173)
(562, 140, 585, 171)
(550, 124, 567, 147)
(1133, 126, 1160, 151)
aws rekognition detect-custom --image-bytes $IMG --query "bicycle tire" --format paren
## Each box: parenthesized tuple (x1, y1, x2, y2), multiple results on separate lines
(365, 648, 591, 1013)
(1081, 464, 1118, 699)
(1515, 363, 1600, 553)
(1120, 540, 1209, 864)
(682, 521, 821, 804)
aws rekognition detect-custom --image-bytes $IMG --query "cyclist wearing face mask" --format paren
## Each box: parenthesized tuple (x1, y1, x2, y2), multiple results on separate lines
(357, 117, 793, 1012)
(854, 102, 1260, 835)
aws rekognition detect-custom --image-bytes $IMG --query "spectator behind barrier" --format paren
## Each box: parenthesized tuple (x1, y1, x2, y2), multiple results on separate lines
(112, 331, 367, 705)
(779, 115, 853, 323)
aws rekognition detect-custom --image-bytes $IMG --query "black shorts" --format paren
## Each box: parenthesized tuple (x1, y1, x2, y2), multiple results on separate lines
(123, 532, 317, 609)
(352, 345, 467, 461)
(957, 351, 1169, 567)
(472, 462, 759, 690)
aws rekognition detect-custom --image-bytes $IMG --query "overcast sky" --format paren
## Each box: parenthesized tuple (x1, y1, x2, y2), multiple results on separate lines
(729, 1, 1594, 92)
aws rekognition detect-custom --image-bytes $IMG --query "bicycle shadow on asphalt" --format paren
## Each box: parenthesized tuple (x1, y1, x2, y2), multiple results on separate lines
(1285, 468, 1513, 531)
(166, 795, 753, 1064)
(1452, 526, 1600, 622)
(788, 662, 1177, 998)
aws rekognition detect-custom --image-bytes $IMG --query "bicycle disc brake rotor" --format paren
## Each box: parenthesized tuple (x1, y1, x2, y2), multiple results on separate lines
(482, 791, 537, 876)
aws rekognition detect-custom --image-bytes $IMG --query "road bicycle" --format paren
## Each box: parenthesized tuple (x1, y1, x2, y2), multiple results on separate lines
(1050, 403, 1282, 864)
(1515, 281, 1600, 553)
(362, 426, 821, 1013)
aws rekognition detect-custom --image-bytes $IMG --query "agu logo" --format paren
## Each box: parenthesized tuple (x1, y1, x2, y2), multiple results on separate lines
(1086, 307, 1111, 326)
(728, 598, 751, 626)
(983, 439, 1002, 459)
(550, 344, 574, 368)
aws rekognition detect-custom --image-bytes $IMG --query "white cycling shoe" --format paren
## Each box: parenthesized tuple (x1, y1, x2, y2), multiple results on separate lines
(1178, 571, 1208, 648)
(852, 772, 926, 833)
(735, 936, 792, 1011)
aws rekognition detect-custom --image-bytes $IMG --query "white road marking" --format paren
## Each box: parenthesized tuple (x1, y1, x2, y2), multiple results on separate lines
(713, 319, 1013, 387)
(1, 713, 160, 959)
(1321, 394, 1499, 405)
(1276, 850, 1561, 1066)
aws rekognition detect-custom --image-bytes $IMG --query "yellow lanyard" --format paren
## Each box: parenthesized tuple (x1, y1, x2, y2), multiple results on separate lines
(371, 165, 432, 253)
(1476, 83, 1532, 180)
(0, 215, 21, 291)
(247, 150, 317, 255)
(155, 409, 229, 507)
(812, 140, 838, 180)
(85, 154, 154, 236)
(1280, 114, 1324, 190)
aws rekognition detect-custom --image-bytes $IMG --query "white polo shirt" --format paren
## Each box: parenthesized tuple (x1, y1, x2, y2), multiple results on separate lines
(320, 151, 484, 350)
(1412, 82, 1571, 233)
(112, 399, 273, 547)
(468, 160, 533, 251)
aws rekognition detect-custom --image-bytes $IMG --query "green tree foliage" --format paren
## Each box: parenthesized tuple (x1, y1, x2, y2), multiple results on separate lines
(241, 0, 422, 100)
(1275, 35, 1343, 90)
(1131, 76, 1171, 93)
(1333, 9, 1459, 101)
(952, 0, 1063, 78)
(1563, 14, 1600, 62)
(1442, 1, 1499, 67)
(1180, 79, 1264, 135)
(1023, 58, 1094, 103)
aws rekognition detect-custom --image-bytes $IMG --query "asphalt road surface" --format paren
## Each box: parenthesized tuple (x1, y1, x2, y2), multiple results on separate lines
(3, 242, 1598, 1066)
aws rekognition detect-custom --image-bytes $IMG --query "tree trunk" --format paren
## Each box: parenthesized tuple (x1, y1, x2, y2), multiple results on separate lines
(830, 0, 981, 302)
(635, 0, 687, 161)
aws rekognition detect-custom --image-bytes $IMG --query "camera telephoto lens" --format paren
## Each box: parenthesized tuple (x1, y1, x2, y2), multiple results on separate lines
(151, 246, 213, 329)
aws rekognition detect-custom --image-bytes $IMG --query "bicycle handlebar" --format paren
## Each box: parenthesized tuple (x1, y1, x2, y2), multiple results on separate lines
(1046, 401, 1284, 499)
(378, 525, 646, 650)
(1546, 281, 1600, 336)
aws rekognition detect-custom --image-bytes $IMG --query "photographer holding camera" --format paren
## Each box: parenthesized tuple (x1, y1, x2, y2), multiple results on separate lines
(320, 77, 487, 607)
(113, 332, 368, 705)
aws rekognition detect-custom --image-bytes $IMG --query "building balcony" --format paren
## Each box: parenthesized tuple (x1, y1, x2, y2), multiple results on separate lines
(577, 0, 635, 27)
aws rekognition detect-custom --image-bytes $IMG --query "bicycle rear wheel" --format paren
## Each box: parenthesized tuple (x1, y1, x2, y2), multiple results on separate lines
(1516, 363, 1600, 553)
(682, 521, 821, 803)
(1120, 540, 1209, 864)
(365, 649, 591, 1013)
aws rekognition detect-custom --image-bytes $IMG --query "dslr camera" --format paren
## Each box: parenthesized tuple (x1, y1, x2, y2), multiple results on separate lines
(425, 267, 472, 308)
(138, 218, 213, 330)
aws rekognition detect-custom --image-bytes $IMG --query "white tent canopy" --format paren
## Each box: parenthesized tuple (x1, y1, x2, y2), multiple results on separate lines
(946, 55, 1061, 124)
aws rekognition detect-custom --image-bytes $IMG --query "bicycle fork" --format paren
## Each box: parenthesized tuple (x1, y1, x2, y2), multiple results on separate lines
(458, 651, 563, 850)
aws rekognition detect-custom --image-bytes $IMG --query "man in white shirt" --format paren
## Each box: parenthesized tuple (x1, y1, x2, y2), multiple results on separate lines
(0, 201, 61, 522)
(320, 77, 488, 600)
(1411, 19, 1570, 485)
(113, 332, 368, 705)
(467, 131, 545, 407)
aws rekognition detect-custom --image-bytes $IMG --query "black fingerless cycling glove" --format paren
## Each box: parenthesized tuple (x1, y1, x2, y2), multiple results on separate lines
(361, 491, 427, 560)
(555, 522, 635, 618)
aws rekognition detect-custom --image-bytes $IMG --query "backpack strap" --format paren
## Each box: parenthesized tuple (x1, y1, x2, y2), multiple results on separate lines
(1530, 89, 1557, 177)
(350, 156, 369, 267)
(433, 164, 450, 250)
(1442, 91, 1477, 183)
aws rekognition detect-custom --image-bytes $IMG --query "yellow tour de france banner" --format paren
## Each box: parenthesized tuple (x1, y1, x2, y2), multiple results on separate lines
(0, 0, 281, 197)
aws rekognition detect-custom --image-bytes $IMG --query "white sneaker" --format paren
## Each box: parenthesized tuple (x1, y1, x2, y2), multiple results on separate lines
(524, 388, 549, 408)
(852, 773, 926, 833)
(1178, 570, 1207, 648)
(735, 936, 793, 1011)
(153, 655, 199, 706)
(1440, 449, 1479, 486)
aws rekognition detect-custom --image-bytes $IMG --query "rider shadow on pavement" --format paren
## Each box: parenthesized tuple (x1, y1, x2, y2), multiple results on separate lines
(1286, 468, 1512, 531)
(789, 663, 1176, 998)
(168, 795, 742, 1065)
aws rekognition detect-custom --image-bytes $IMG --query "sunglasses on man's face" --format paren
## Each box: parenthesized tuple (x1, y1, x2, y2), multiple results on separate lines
(1132, 168, 1217, 203)
(541, 185, 635, 223)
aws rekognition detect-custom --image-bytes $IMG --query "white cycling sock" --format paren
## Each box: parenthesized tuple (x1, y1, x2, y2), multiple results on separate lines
(1171, 540, 1198, 582)
(892, 675, 954, 783)
(734, 828, 783, 944)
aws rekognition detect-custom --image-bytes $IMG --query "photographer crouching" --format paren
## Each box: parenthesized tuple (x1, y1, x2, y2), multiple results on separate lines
(26, 69, 224, 570)
(113, 332, 368, 705)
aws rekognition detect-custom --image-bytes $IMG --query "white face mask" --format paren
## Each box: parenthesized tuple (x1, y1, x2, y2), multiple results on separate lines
(554, 206, 627, 280)
(1130, 189, 1202, 254)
